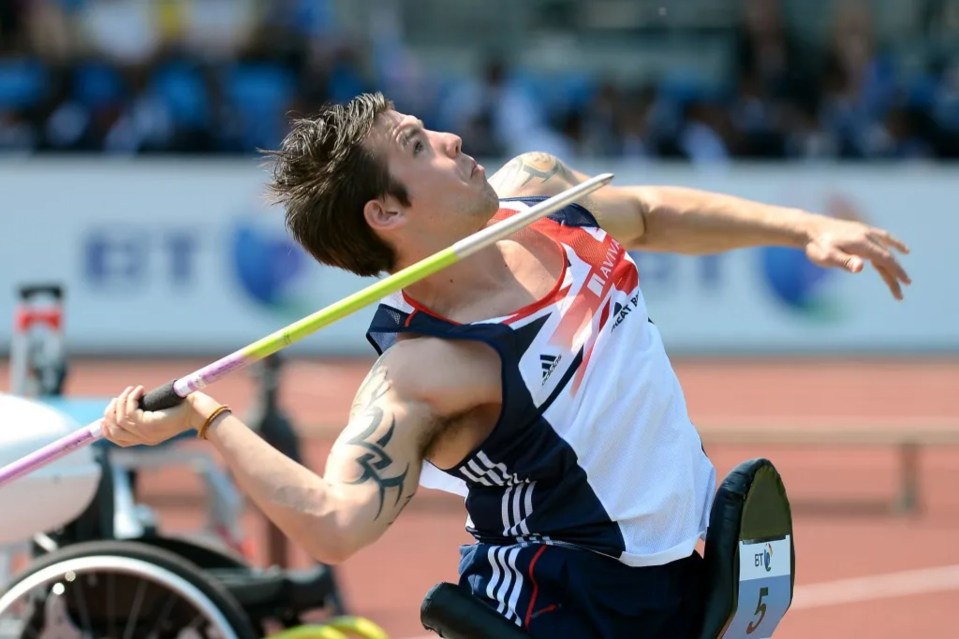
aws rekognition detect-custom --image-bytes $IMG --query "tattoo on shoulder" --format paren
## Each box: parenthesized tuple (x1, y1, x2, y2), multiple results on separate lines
(350, 357, 390, 417)
(347, 406, 410, 519)
(491, 152, 573, 191)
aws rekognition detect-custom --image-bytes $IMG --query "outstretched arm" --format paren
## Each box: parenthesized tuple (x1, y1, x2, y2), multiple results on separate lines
(489, 152, 911, 299)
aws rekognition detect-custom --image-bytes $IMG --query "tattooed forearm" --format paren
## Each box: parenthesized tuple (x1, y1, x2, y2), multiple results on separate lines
(347, 406, 410, 519)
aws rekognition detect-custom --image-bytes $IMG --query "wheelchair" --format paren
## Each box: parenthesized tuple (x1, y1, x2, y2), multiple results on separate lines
(0, 284, 381, 639)
(0, 437, 370, 639)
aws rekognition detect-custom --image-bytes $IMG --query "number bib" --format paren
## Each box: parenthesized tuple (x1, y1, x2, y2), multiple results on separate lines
(719, 536, 792, 639)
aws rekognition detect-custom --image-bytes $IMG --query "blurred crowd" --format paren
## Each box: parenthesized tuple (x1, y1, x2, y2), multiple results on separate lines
(1, 0, 958, 161)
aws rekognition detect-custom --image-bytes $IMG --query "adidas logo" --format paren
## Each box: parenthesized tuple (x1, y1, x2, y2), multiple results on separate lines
(540, 353, 561, 383)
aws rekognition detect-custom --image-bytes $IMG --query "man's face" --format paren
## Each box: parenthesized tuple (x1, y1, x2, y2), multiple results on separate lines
(367, 110, 500, 239)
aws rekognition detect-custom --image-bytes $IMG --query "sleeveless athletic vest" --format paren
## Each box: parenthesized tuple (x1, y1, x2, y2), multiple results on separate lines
(366, 197, 716, 567)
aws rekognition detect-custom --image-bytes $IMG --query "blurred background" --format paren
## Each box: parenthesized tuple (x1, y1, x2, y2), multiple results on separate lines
(1, 1, 958, 638)
(1, 0, 959, 160)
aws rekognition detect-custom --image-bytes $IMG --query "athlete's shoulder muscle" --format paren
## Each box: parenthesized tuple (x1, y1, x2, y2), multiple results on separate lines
(488, 152, 580, 199)
(362, 336, 501, 421)
(488, 152, 646, 245)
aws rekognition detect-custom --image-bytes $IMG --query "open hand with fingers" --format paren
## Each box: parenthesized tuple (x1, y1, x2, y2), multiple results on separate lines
(101, 385, 218, 447)
(802, 218, 911, 300)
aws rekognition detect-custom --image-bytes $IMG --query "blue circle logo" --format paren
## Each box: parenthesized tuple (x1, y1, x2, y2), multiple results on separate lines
(760, 246, 833, 313)
(231, 219, 313, 317)
(759, 192, 865, 319)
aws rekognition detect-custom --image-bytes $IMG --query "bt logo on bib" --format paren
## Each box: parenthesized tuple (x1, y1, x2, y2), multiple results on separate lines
(754, 543, 774, 572)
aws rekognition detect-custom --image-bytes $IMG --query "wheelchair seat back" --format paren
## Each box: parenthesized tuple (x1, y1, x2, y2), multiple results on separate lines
(699, 458, 795, 639)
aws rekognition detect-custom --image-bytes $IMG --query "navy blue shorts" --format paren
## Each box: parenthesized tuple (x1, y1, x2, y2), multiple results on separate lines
(458, 543, 705, 639)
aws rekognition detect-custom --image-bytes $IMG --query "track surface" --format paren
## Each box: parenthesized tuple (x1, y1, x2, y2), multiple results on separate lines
(3, 357, 957, 638)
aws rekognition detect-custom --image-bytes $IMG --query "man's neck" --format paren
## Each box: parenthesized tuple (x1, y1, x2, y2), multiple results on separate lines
(399, 242, 512, 317)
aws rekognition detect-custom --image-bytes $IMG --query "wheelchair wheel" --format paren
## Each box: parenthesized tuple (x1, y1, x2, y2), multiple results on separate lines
(0, 540, 257, 639)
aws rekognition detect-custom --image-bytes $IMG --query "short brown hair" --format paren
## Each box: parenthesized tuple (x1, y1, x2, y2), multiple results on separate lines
(264, 92, 409, 276)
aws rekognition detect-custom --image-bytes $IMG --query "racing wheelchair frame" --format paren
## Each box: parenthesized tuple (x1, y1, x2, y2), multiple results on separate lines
(1, 283, 362, 639)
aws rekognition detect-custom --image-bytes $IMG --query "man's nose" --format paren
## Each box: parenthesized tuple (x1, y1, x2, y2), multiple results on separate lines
(445, 132, 462, 157)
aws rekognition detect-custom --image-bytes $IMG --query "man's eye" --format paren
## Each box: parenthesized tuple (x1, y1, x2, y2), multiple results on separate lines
(413, 140, 425, 155)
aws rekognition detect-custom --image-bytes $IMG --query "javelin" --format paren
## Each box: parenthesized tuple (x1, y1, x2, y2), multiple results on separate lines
(0, 173, 614, 489)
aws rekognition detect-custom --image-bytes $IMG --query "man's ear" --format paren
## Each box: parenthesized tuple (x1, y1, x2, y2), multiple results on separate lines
(363, 197, 405, 233)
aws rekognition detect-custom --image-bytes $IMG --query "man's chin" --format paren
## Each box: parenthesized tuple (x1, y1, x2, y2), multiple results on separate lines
(482, 183, 501, 208)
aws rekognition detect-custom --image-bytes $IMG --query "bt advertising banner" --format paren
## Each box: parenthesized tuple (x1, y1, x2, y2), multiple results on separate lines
(0, 158, 955, 355)
(0, 158, 381, 356)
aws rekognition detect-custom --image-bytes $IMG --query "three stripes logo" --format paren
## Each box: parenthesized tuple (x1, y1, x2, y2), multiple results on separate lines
(540, 353, 561, 383)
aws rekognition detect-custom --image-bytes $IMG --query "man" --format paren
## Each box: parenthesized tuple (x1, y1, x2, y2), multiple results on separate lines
(103, 92, 910, 638)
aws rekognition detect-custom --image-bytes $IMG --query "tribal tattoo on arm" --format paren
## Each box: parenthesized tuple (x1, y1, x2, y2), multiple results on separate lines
(342, 357, 417, 522)
(489, 152, 575, 191)
(347, 405, 408, 519)
(350, 357, 390, 417)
